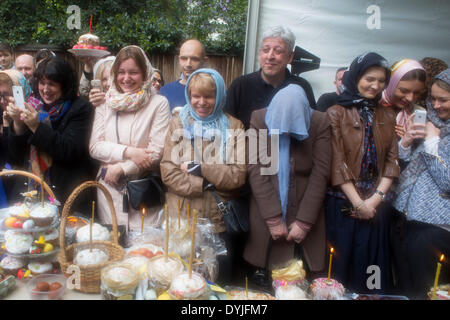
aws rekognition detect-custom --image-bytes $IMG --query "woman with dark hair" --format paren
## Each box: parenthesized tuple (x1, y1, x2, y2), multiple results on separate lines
(326, 52, 400, 294)
(6, 56, 95, 206)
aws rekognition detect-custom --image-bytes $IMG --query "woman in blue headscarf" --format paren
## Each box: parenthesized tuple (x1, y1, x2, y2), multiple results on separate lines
(243, 83, 331, 284)
(160, 68, 247, 285)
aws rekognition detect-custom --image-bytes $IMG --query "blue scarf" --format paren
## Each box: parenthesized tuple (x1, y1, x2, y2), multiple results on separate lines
(179, 68, 230, 161)
(265, 84, 314, 220)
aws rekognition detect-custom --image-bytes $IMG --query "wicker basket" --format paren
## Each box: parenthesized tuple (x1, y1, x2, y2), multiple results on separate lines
(0, 169, 56, 201)
(58, 181, 124, 293)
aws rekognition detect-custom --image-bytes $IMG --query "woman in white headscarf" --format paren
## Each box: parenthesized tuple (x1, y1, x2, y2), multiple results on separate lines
(89, 45, 171, 230)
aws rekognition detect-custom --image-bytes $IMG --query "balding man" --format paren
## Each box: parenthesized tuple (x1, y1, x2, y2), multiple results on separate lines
(15, 54, 35, 82)
(159, 39, 208, 111)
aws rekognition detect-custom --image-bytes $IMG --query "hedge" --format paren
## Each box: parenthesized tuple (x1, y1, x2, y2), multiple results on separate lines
(0, 0, 247, 55)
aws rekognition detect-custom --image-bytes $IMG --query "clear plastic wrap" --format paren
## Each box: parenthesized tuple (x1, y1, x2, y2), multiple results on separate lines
(168, 271, 210, 300)
(271, 259, 310, 300)
(101, 262, 139, 300)
(224, 286, 276, 300)
(147, 253, 186, 294)
(309, 278, 346, 300)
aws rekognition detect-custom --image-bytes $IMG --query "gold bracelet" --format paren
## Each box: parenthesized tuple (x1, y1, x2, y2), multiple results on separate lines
(354, 200, 365, 212)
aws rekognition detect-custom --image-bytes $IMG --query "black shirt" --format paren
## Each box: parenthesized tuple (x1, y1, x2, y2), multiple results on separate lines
(224, 69, 316, 129)
(316, 92, 339, 112)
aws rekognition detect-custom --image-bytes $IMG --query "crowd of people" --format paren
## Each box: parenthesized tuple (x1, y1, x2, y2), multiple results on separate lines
(0, 25, 448, 300)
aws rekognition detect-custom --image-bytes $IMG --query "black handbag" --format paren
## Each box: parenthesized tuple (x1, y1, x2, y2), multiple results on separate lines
(210, 189, 249, 234)
(115, 112, 165, 212)
(124, 174, 165, 211)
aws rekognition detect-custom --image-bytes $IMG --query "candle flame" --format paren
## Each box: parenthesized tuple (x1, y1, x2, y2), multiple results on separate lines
(142, 207, 146, 216)
(330, 247, 334, 254)
(440, 254, 444, 262)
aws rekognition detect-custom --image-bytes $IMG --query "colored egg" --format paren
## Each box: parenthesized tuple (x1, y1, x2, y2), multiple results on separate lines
(12, 221, 23, 229)
(22, 220, 35, 230)
(5, 217, 18, 228)
(43, 243, 54, 253)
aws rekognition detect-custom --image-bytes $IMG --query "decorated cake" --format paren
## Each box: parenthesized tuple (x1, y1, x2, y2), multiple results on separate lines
(169, 271, 209, 300)
(101, 262, 139, 300)
(8, 203, 30, 220)
(275, 285, 309, 300)
(0, 255, 26, 275)
(428, 284, 450, 300)
(228, 290, 276, 300)
(74, 248, 109, 267)
(76, 223, 111, 243)
(4, 230, 33, 254)
(72, 33, 107, 50)
(122, 256, 150, 279)
(310, 278, 345, 300)
(28, 262, 53, 276)
(147, 255, 185, 290)
(29, 203, 57, 227)
(36, 228, 59, 247)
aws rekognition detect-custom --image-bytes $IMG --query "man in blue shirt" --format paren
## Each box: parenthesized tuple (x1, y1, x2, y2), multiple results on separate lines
(159, 39, 208, 112)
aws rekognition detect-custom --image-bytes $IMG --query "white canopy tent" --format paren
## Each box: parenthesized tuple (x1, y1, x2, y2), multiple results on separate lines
(244, 0, 450, 98)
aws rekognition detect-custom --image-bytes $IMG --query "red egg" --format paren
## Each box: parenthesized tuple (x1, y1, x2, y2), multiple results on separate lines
(12, 221, 23, 229)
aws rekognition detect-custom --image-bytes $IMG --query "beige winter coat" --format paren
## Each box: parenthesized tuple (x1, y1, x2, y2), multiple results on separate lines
(160, 114, 247, 233)
(89, 93, 171, 230)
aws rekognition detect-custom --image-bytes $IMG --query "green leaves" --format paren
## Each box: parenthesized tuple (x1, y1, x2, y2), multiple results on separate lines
(0, 0, 247, 55)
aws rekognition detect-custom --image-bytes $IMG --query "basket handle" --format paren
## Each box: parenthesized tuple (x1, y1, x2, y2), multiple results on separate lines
(0, 169, 56, 200)
(59, 181, 120, 261)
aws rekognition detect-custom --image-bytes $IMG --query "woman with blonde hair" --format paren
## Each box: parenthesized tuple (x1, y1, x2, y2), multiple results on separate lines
(88, 56, 115, 107)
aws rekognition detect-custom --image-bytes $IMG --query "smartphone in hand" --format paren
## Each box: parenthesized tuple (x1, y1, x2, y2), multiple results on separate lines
(414, 110, 427, 125)
(91, 79, 101, 91)
(12, 86, 25, 109)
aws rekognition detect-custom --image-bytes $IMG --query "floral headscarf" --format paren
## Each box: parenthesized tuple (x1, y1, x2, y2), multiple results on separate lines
(105, 46, 155, 112)
(0, 69, 32, 101)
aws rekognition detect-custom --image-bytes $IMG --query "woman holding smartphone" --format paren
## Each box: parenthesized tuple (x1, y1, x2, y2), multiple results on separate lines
(89, 45, 170, 230)
(391, 69, 450, 299)
(5, 57, 95, 208)
(326, 52, 399, 294)
(88, 56, 115, 107)
(380, 59, 428, 165)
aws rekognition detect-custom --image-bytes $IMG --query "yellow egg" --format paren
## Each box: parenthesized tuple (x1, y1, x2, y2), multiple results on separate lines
(157, 292, 172, 300)
(5, 217, 18, 228)
(43, 243, 54, 253)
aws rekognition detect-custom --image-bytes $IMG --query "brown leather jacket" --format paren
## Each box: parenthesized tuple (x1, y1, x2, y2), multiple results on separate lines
(327, 105, 400, 187)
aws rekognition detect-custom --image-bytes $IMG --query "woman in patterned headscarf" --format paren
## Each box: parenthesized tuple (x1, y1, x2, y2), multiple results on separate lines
(89, 45, 171, 230)
(391, 69, 450, 299)
(326, 52, 399, 294)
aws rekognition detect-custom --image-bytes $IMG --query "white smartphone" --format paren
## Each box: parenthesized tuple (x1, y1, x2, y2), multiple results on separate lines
(12, 85, 25, 109)
(90, 79, 101, 90)
(414, 110, 427, 125)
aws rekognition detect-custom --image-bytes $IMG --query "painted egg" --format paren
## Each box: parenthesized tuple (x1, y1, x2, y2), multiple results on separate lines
(22, 220, 35, 230)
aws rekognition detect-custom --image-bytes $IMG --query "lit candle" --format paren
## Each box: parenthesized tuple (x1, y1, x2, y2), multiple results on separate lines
(141, 207, 146, 234)
(165, 204, 169, 262)
(432, 254, 444, 300)
(327, 247, 334, 282)
(41, 181, 44, 207)
(89, 15, 93, 33)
